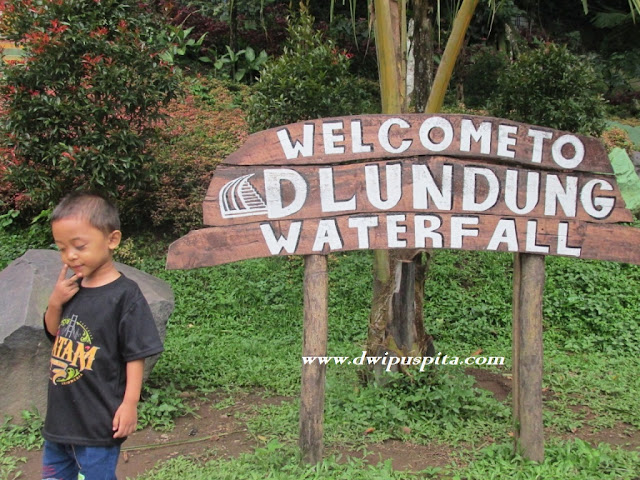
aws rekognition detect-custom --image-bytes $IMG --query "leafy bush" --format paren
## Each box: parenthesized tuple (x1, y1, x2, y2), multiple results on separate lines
(146, 77, 249, 235)
(601, 127, 634, 154)
(153, 0, 289, 57)
(461, 45, 509, 109)
(489, 43, 607, 136)
(0, 0, 180, 218)
(246, 9, 379, 132)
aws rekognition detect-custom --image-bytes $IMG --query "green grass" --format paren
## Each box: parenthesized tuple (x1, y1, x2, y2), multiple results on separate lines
(134, 439, 440, 479)
(1, 231, 640, 479)
(0, 410, 43, 480)
(131, 438, 640, 480)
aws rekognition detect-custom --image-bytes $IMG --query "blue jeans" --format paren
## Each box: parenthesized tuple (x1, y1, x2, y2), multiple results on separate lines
(42, 440, 120, 480)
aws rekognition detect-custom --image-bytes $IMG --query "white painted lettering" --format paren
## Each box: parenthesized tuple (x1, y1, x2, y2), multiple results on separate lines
(487, 219, 518, 251)
(264, 169, 308, 218)
(462, 167, 500, 212)
(351, 120, 373, 153)
(414, 215, 443, 248)
(527, 129, 552, 163)
(277, 125, 314, 159)
(412, 164, 453, 210)
(419, 116, 454, 152)
(450, 217, 479, 248)
(387, 214, 407, 247)
(497, 124, 518, 158)
(379, 118, 412, 154)
(581, 179, 615, 219)
(504, 170, 540, 215)
(525, 220, 550, 253)
(260, 222, 302, 254)
(312, 219, 343, 251)
(557, 222, 581, 257)
(460, 119, 491, 154)
(552, 134, 584, 169)
(365, 163, 402, 210)
(544, 175, 578, 217)
(348, 216, 379, 248)
(322, 121, 345, 155)
(319, 167, 356, 213)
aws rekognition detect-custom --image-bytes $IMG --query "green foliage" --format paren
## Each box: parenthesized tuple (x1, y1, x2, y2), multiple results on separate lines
(452, 439, 640, 480)
(544, 353, 640, 432)
(247, 10, 379, 131)
(210, 45, 269, 84)
(489, 43, 607, 135)
(0, 210, 53, 269)
(138, 384, 196, 431)
(156, 24, 209, 67)
(1, 228, 640, 477)
(145, 255, 305, 394)
(0, 410, 43, 480)
(134, 439, 434, 479)
(601, 126, 635, 154)
(544, 257, 640, 355)
(248, 366, 511, 447)
(0, 410, 43, 452)
(146, 76, 249, 235)
(0, 0, 180, 216)
(0, 208, 19, 229)
(461, 46, 509, 109)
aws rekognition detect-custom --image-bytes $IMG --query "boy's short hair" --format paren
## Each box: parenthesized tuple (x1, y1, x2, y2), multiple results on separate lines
(51, 192, 120, 234)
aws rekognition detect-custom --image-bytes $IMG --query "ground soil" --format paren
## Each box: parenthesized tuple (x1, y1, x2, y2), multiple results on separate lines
(12, 368, 640, 479)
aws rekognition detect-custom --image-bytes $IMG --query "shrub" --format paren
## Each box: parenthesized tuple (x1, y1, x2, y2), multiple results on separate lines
(152, 0, 289, 57)
(461, 45, 509, 110)
(246, 9, 379, 132)
(146, 77, 249, 236)
(489, 43, 607, 136)
(601, 127, 634, 154)
(0, 0, 180, 218)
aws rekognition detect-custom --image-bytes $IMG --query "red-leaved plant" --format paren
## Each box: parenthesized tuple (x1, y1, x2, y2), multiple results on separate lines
(0, 0, 180, 218)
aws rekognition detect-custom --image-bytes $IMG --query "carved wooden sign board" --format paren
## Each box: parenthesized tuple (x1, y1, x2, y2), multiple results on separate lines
(166, 114, 640, 269)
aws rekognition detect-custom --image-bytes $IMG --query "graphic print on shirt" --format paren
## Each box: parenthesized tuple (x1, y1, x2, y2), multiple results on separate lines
(50, 315, 100, 385)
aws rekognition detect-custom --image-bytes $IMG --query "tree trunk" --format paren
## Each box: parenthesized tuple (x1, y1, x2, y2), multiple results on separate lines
(412, 0, 435, 112)
(367, 0, 480, 381)
(367, 0, 433, 381)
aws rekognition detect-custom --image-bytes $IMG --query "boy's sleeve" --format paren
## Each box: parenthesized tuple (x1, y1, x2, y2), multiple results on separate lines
(118, 293, 164, 362)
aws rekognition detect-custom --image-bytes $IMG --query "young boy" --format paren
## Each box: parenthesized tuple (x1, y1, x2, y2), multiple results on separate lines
(42, 192, 164, 480)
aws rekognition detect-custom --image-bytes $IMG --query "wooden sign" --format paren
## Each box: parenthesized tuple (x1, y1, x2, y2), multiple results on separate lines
(167, 114, 640, 269)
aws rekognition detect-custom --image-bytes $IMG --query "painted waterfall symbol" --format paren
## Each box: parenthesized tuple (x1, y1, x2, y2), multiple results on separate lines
(219, 173, 268, 219)
(63, 314, 80, 340)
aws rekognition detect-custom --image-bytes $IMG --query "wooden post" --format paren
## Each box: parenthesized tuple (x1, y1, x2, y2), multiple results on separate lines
(299, 254, 329, 464)
(511, 253, 521, 450)
(512, 253, 545, 462)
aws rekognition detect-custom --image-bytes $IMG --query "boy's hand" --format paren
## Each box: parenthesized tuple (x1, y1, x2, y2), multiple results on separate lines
(49, 264, 81, 308)
(112, 400, 138, 438)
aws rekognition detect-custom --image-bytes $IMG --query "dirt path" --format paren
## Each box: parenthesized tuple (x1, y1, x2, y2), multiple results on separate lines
(11, 369, 640, 479)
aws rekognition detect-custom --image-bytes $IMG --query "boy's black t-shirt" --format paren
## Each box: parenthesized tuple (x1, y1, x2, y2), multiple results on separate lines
(43, 274, 164, 446)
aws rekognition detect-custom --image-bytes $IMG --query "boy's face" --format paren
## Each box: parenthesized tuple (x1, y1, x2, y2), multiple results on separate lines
(52, 216, 121, 286)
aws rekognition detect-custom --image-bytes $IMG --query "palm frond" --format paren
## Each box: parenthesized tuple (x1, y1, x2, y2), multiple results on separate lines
(592, 11, 633, 29)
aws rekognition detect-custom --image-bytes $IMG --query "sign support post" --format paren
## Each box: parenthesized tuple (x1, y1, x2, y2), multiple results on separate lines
(299, 254, 329, 463)
(512, 253, 545, 462)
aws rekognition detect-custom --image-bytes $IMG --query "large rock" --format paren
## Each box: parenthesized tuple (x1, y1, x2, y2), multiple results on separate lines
(631, 151, 640, 178)
(0, 249, 173, 420)
(610, 148, 640, 215)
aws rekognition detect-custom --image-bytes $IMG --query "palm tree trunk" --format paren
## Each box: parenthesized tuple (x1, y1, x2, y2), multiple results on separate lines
(367, 0, 479, 381)
(367, 0, 433, 381)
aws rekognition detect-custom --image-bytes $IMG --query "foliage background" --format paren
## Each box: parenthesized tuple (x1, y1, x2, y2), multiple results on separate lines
(0, 0, 179, 220)
(1, 0, 640, 478)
